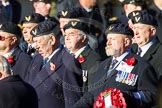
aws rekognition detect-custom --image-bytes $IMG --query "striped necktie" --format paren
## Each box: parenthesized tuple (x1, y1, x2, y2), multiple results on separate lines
(107, 59, 118, 76)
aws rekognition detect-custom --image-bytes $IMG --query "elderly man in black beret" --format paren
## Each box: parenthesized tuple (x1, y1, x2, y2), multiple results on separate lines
(128, 10, 162, 80)
(109, 0, 146, 25)
(20, 13, 45, 56)
(0, 22, 32, 80)
(27, 20, 83, 108)
(73, 23, 158, 108)
(63, 20, 101, 93)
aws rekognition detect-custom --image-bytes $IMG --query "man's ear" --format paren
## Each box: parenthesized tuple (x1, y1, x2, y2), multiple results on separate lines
(33, 2, 38, 9)
(50, 34, 56, 45)
(10, 36, 18, 45)
(150, 27, 156, 36)
(81, 34, 87, 43)
(124, 37, 131, 47)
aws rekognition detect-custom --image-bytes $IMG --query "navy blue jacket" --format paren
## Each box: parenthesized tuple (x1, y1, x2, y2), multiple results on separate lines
(27, 48, 83, 108)
(12, 47, 32, 80)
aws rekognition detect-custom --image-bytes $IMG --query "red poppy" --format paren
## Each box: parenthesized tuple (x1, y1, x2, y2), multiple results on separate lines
(7, 55, 14, 64)
(125, 57, 136, 66)
(94, 88, 127, 108)
(77, 55, 85, 63)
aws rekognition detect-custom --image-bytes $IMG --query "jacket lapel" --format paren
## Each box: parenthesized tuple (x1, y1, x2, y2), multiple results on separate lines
(143, 40, 160, 61)
(33, 49, 63, 88)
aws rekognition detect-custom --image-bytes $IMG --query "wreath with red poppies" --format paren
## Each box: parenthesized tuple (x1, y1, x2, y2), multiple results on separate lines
(94, 88, 127, 108)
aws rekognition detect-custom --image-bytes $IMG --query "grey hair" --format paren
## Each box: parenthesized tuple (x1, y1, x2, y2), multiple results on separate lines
(0, 55, 12, 75)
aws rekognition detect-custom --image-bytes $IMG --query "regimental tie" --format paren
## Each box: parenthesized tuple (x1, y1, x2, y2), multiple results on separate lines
(137, 47, 142, 56)
(107, 59, 118, 76)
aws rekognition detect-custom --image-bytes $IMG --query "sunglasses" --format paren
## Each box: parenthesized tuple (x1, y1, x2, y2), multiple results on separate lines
(0, 35, 12, 41)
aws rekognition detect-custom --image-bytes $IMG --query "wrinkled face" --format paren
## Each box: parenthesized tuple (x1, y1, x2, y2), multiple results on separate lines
(64, 28, 86, 53)
(105, 34, 130, 57)
(34, 2, 51, 16)
(33, 35, 54, 58)
(0, 32, 16, 52)
(22, 23, 37, 44)
(133, 23, 156, 47)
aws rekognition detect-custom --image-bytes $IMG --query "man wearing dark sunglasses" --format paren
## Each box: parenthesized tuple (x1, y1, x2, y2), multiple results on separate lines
(0, 22, 32, 80)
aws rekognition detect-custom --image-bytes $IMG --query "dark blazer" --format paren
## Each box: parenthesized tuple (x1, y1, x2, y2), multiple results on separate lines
(144, 40, 162, 80)
(0, 0, 21, 24)
(73, 53, 158, 108)
(27, 48, 83, 108)
(12, 47, 32, 80)
(0, 75, 38, 108)
(77, 46, 101, 92)
(131, 39, 162, 79)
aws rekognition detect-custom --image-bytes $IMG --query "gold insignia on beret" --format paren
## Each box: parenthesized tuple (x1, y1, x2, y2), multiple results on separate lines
(71, 21, 78, 26)
(135, 17, 141, 22)
(108, 26, 114, 30)
(32, 29, 37, 35)
(133, 12, 139, 17)
(25, 16, 31, 22)
(61, 11, 68, 17)
(0, 24, 2, 29)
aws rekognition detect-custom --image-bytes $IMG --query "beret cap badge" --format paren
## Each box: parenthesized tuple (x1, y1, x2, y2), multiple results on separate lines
(108, 26, 114, 31)
(61, 11, 68, 17)
(25, 16, 31, 22)
(133, 12, 139, 16)
(71, 21, 78, 26)
(32, 29, 37, 36)
(135, 17, 141, 22)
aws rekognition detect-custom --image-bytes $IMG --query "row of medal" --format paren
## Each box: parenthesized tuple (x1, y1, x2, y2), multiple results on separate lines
(115, 70, 138, 86)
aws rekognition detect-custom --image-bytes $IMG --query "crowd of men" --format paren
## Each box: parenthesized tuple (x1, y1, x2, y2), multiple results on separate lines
(0, 0, 162, 108)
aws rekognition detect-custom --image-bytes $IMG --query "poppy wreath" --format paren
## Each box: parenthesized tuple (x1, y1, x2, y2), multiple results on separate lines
(94, 88, 127, 108)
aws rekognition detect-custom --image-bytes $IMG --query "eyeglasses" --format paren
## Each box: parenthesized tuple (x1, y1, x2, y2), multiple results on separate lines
(0, 35, 12, 41)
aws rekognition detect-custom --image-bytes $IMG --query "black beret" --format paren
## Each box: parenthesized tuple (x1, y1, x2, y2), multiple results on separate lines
(0, 22, 22, 37)
(105, 23, 134, 37)
(30, 20, 61, 37)
(21, 13, 45, 24)
(123, 0, 144, 5)
(57, 7, 87, 19)
(63, 20, 89, 34)
(128, 10, 145, 19)
(129, 11, 158, 27)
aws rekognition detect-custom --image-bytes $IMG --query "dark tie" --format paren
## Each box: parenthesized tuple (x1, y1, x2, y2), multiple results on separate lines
(42, 58, 49, 66)
(27, 45, 35, 55)
(5, 5, 11, 15)
(137, 47, 142, 56)
(107, 59, 118, 76)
